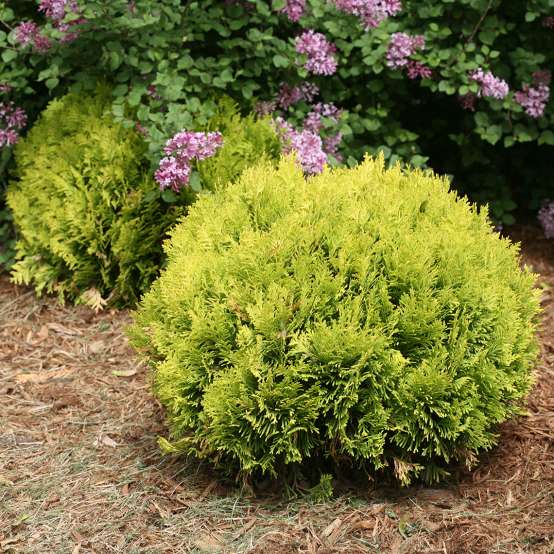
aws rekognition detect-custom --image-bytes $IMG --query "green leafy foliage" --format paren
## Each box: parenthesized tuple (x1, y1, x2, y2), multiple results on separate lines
(1, 0, 552, 224)
(130, 157, 541, 484)
(0, 147, 16, 270)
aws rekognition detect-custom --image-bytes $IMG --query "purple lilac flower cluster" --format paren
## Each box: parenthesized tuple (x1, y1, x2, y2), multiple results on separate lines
(303, 102, 342, 133)
(386, 33, 425, 69)
(275, 118, 328, 174)
(14, 21, 37, 46)
(254, 100, 278, 117)
(0, 102, 27, 148)
(295, 31, 338, 76)
(15, 0, 83, 51)
(470, 69, 509, 100)
(14, 21, 51, 52)
(57, 17, 87, 43)
(279, 0, 306, 22)
(41, 0, 84, 44)
(538, 201, 554, 239)
(406, 60, 432, 80)
(38, 0, 78, 21)
(533, 70, 552, 87)
(515, 84, 550, 118)
(302, 103, 344, 161)
(254, 82, 344, 163)
(514, 71, 551, 118)
(278, 82, 319, 109)
(155, 131, 223, 191)
(255, 82, 319, 116)
(322, 132, 343, 162)
(333, 0, 401, 28)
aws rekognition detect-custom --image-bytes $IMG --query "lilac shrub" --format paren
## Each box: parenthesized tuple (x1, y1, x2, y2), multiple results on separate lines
(155, 131, 223, 191)
(0, 101, 27, 148)
(0, 0, 553, 240)
(279, 0, 305, 22)
(386, 33, 425, 69)
(295, 30, 337, 76)
(275, 117, 328, 173)
(14, 21, 39, 46)
(470, 69, 510, 100)
(515, 72, 551, 119)
(332, 0, 401, 29)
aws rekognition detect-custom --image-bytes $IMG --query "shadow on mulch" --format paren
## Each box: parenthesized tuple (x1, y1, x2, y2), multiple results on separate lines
(0, 225, 553, 554)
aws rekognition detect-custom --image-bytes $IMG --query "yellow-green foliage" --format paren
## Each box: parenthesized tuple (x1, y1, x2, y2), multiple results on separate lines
(130, 157, 541, 484)
(7, 93, 281, 307)
(199, 98, 281, 191)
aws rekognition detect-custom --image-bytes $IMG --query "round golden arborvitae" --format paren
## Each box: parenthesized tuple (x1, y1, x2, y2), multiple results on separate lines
(130, 156, 541, 485)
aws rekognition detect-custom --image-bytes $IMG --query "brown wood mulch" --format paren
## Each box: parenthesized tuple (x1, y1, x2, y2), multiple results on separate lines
(0, 225, 553, 553)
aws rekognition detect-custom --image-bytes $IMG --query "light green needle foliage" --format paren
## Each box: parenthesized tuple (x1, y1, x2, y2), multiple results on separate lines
(7, 93, 281, 307)
(130, 157, 541, 485)
(199, 98, 281, 192)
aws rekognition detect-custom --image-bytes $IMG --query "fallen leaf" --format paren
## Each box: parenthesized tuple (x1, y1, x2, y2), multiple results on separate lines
(89, 340, 105, 354)
(93, 435, 118, 448)
(80, 288, 107, 313)
(121, 483, 130, 496)
(350, 519, 375, 531)
(15, 367, 74, 384)
(112, 368, 137, 378)
(321, 517, 342, 538)
(37, 325, 49, 341)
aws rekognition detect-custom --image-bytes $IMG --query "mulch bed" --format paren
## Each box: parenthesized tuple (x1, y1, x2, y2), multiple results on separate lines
(1, 225, 553, 553)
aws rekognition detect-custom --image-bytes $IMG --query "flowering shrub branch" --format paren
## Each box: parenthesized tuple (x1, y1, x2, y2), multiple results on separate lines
(155, 131, 223, 191)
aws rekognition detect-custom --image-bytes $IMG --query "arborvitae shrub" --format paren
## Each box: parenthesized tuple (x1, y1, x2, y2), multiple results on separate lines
(129, 157, 541, 485)
(7, 92, 280, 306)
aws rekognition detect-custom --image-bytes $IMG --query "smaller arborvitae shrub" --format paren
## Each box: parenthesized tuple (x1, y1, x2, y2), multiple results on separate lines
(7, 90, 184, 306)
(130, 157, 541, 485)
(199, 98, 282, 192)
(7, 92, 281, 306)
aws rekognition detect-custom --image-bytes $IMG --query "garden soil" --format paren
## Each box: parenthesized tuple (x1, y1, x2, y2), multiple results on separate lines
(1, 225, 553, 553)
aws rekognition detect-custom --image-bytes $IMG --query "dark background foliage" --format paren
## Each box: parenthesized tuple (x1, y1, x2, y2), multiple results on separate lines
(0, 0, 553, 269)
